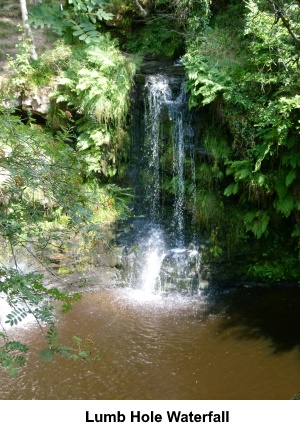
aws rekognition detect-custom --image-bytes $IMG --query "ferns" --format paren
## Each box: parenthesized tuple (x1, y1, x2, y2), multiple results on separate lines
(5, 28, 136, 178)
(184, 1, 300, 243)
(54, 35, 136, 176)
(244, 210, 270, 239)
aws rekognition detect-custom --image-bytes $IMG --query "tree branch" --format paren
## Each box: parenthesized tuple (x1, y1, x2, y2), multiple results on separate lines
(268, 0, 300, 45)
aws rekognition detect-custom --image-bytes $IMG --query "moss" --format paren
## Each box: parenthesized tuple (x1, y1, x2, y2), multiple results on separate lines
(57, 266, 74, 276)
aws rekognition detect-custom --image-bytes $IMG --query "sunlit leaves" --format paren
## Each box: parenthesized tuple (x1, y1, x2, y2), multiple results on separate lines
(71, 21, 100, 43)
(185, 1, 300, 242)
(0, 106, 91, 240)
(29, 0, 113, 43)
(0, 265, 86, 374)
(28, 3, 64, 35)
(5, 308, 28, 326)
(54, 36, 136, 175)
(0, 108, 101, 376)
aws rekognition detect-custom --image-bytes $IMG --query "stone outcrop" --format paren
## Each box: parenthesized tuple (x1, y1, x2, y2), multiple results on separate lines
(21, 87, 53, 118)
(1, 85, 55, 119)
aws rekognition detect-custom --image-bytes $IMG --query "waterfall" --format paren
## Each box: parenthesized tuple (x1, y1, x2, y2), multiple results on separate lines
(144, 76, 171, 222)
(167, 80, 191, 246)
(140, 228, 166, 292)
(143, 75, 194, 242)
(122, 69, 200, 295)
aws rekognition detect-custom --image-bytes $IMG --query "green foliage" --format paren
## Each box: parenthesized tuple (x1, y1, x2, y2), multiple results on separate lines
(0, 106, 92, 230)
(244, 210, 270, 238)
(53, 35, 136, 175)
(0, 265, 85, 375)
(203, 128, 231, 162)
(185, 0, 300, 263)
(121, 0, 205, 57)
(249, 251, 300, 283)
(40, 326, 99, 362)
(0, 335, 29, 377)
(28, 0, 113, 43)
(7, 32, 136, 178)
(125, 15, 182, 57)
(0, 105, 104, 375)
(6, 32, 34, 89)
(7, 37, 72, 90)
(193, 185, 246, 257)
(184, 2, 244, 107)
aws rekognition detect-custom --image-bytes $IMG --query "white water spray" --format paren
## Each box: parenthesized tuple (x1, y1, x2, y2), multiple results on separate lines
(145, 76, 171, 221)
(124, 72, 200, 294)
(140, 229, 166, 293)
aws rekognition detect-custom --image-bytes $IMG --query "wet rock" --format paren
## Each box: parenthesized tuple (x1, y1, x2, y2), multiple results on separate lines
(138, 58, 186, 76)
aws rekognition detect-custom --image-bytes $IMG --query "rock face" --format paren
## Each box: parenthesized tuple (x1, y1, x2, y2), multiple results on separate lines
(1, 86, 54, 119)
(41, 227, 122, 292)
(21, 87, 53, 118)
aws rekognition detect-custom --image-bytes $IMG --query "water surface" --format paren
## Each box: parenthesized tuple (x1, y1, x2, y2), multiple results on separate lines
(1, 286, 300, 400)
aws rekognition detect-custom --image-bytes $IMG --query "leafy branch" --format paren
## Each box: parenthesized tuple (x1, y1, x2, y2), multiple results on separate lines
(267, 0, 300, 46)
(0, 103, 103, 375)
(28, 0, 114, 43)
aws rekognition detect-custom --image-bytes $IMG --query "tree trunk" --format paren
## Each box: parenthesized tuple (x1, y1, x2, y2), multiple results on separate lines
(20, 0, 38, 60)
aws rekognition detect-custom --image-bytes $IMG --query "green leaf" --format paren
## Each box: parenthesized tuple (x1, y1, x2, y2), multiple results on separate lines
(9, 367, 18, 378)
(274, 194, 294, 217)
(72, 30, 84, 36)
(224, 182, 239, 196)
(244, 211, 270, 239)
(78, 33, 88, 41)
(40, 348, 56, 362)
(286, 170, 297, 187)
(72, 336, 83, 345)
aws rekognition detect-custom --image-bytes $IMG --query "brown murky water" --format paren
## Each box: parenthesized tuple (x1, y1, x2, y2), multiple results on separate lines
(1, 286, 300, 400)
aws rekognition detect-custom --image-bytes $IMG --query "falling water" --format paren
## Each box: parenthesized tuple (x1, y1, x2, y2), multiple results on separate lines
(144, 76, 171, 221)
(189, 128, 197, 242)
(143, 75, 194, 241)
(122, 71, 199, 294)
(167, 80, 193, 246)
(139, 228, 166, 293)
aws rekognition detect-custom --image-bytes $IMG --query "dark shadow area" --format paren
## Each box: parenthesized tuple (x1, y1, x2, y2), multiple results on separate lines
(200, 286, 300, 354)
